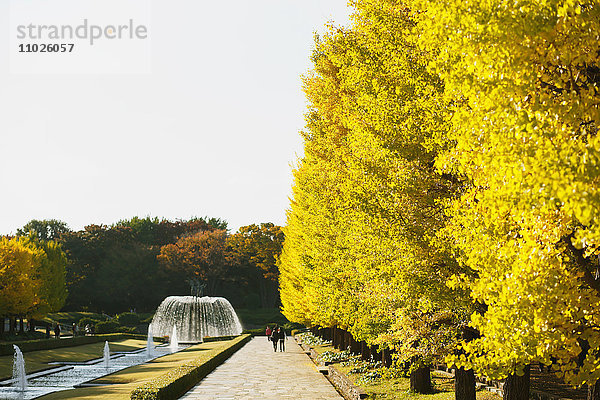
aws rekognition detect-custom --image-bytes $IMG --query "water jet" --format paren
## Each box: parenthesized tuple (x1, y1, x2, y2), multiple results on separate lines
(12, 345, 27, 392)
(151, 296, 243, 343)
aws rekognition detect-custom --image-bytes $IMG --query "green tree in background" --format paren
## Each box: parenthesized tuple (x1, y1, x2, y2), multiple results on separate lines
(229, 223, 284, 308)
(17, 219, 71, 241)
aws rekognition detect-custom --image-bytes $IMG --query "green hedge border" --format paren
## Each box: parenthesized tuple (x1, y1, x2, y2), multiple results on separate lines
(0, 333, 164, 356)
(130, 334, 251, 400)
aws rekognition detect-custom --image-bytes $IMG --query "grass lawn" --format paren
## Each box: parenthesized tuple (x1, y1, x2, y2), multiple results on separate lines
(0, 339, 149, 380)
(37, 339, 238, 399)
(309, 341, 501, 400)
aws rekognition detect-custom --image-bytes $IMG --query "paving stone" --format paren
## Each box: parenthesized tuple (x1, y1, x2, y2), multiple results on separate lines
(179, 337, 343, 400)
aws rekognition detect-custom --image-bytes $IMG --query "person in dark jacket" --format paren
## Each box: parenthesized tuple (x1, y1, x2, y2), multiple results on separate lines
(270, 326, 279, 351)
(278, 328, 287, 352)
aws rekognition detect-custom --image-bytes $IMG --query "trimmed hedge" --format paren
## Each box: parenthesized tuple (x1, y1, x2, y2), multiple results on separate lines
(130, 334, 251, 400)
(0, 333, 155, 356)
(117, 312, 141, 327)
(95, 320, 120, 334)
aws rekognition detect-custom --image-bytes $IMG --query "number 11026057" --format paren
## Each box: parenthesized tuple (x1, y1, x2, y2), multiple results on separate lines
(18, 43, 74, 53)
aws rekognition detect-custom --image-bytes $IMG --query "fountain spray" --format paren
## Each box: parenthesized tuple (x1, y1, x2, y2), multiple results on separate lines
(12, 345, 27, 392)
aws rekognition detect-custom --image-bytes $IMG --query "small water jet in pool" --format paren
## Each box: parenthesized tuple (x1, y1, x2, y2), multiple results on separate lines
(103, 342, 110, 368)
(151, 280, 243, 343)
(12, 345, 27, 392)
(146, 325, 154, 357)
(170, 326, 179, 351)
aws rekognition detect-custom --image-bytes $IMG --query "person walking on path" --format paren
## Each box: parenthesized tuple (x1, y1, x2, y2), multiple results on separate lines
(54, 323, 60, 339)
(278, 327, 287, 352)
(265, 326, 272, 343)
(179, 337, 344, 399)
(270, 326, 279, 351)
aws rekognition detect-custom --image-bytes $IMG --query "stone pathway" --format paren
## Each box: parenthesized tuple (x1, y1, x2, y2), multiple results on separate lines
(179, 337, 343, 400)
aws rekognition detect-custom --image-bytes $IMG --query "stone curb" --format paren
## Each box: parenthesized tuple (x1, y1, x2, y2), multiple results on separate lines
(295, 337, 367, 400)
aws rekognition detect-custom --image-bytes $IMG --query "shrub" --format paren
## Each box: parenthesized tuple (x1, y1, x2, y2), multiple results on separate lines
(95, 320, 120, 334)
(117, 326, 139, 334)
(283, 322, 304, 331)
(318, 349, 353, 364)
(297, 332, 331, 346)
(79, 317, 100, 328)
(242, 328, 264, 336)
(117, 312, 140, 327)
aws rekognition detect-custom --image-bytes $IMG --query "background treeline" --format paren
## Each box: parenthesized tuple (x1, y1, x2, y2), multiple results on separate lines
(1, 217, 284, 329)
(279, 1, 600, 400)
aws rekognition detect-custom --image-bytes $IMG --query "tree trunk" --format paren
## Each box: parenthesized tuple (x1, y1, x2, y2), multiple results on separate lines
(351, 336, 361, 354)
(331, 326, 336, 348)
(588, 379, 600, 400)
(382, 348, 393, 367)
(455, 327, 478, 400)
(455, 367, 476, 400)
(341, 329, 348, 350)
(503, 366, 530, 400)
(336, 327, 343, 350)
(371, 346, 382, 362)
(9, 318, 15, 334)
(410, 365, 432, 393)
(19, 318, 24, 332)
(361, 341, 370, 360)
(0, 318, 4, 336)
(29, 318, 35, 332)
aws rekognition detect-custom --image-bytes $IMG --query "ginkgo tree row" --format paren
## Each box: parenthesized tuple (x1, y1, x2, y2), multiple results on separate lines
(279, 1, 600, 400)
(0, 235, 68, 334)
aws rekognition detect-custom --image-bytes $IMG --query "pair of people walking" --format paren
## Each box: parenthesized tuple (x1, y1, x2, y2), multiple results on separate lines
(266, 326, 287, 352)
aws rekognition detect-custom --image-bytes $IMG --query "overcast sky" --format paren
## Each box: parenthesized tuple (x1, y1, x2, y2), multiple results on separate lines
(0, 0, 352, 234)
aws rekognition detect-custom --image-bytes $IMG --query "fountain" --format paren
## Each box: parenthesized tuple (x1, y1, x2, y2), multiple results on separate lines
(150, 280, 243, 342)
(146, 324, 154, 357)
(170, 326, 178, 351)
(0, 337, 175, 399)
(12, 345, 27, 392)
(103, 341, 110, 368)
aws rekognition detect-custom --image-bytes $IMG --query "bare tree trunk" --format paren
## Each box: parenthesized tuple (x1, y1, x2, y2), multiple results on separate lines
(588, 379, 600, 400)
(371, 345, 382, 362)
(382, 348, 393, 367)
(361, 341, 370, 360)
(455, 367, 476, 400)
(504, 366, 530, 400)
(351, 336, 361, 354)
(410, 365, 432, 393)
(455, 327, 478, 400)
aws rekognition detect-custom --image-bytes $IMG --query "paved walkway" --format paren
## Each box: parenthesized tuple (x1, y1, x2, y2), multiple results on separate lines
(180, 337, 343, 400)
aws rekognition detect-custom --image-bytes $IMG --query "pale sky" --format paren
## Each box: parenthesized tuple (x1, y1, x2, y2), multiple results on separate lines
(0, 0, 352, 234)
